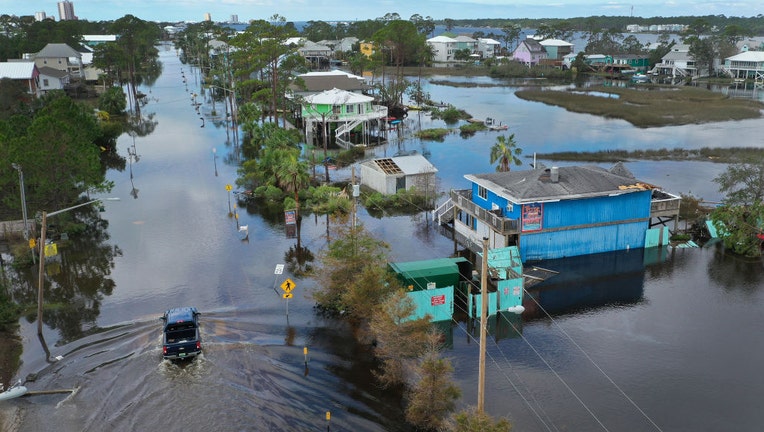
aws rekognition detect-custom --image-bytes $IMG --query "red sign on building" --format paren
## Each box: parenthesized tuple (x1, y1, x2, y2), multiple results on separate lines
(431, 295, 446, 306)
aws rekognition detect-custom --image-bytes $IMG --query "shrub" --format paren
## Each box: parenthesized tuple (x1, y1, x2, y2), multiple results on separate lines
(415, 128, 451, 141)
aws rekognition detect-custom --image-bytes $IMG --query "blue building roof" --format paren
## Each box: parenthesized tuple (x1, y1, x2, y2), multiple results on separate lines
(465, 163, 654, 204)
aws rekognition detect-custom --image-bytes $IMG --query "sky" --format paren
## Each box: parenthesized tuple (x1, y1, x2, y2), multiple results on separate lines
(3, 0, 763, 23)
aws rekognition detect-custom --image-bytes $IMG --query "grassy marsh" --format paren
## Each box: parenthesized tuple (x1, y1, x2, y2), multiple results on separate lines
(535, 146, 764, 163)
(515, 85, 764, 128)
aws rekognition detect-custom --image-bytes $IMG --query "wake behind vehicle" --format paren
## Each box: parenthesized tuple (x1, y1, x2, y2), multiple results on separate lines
(160, 307, 202, 360)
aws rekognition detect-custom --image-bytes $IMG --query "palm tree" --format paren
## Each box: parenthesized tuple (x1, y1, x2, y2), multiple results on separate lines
(276, 154, 311, 250)
(276, 155, 310, 213)
(489, 134, 522, 172)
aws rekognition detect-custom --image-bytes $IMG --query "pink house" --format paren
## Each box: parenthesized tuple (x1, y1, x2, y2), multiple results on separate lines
(512, 39, 547, 67)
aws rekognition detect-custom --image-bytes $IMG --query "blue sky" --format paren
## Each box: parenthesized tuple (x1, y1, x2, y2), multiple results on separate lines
(4, 1, 763, 23)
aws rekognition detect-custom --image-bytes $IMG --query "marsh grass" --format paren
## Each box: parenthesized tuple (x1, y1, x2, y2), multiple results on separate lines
(536, 146, 764, 163)
(515, 86, 764, 127)
(415, 128, 452, 141)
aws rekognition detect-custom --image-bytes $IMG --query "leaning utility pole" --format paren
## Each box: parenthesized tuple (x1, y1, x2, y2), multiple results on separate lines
(478, 236, 489, 413)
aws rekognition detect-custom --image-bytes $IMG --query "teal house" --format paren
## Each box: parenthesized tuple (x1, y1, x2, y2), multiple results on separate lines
(389, 246, 524, 323)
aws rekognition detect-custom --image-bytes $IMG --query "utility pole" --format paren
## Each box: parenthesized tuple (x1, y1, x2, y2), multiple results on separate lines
(11, 163, 29, 239)
(351, 166, 358, 229)
(478, 236, 489, 413)
(37, 198, 119, 335)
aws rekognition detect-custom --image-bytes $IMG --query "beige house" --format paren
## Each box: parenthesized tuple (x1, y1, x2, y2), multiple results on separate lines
(33, 43, 84, 80)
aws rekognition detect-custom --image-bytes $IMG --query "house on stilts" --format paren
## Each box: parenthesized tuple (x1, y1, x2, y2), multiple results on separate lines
(432, 163, 681, 262)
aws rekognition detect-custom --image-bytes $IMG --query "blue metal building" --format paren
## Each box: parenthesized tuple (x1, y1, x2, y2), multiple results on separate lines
(433, 163, 681, 261)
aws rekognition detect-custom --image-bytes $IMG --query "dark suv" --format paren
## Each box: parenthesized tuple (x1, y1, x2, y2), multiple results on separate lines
(160, 307, 202, 360)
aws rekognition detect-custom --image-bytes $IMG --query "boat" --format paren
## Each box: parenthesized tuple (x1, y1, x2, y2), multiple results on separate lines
(485, 117, 508, 130)
(631, 73, 650, 83)
(0, 381, 28, 401)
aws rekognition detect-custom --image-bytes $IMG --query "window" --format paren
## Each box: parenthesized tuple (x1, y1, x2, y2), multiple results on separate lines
(346, 104, 354, 113)
(43, 79, 49, 86)
(332, 105, 341, 114)
(478, 185, 487, 199)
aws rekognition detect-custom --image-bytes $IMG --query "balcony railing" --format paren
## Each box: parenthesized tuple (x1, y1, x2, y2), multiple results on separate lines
(450, 189, 519, 234)
(650, 192, 681, 218)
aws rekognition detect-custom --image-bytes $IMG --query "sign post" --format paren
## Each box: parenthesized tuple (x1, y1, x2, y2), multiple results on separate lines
(225, 184, 233, 214)
(280, 278, 296, 316)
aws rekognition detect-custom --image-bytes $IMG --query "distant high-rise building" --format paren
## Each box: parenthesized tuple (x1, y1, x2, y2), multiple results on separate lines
(57, 1, 76, 20)
(204, 12, 211, 22)
(35, 11, 47, 21)
(230, 14, 239, 23)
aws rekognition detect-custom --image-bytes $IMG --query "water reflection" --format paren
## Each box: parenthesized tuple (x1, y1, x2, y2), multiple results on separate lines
(18, 207, 122, 344)
(10, 45, 764, 432)
(523, 249, 653, 319)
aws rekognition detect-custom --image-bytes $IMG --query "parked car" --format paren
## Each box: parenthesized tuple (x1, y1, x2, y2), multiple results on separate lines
(160, 307, 202, 360)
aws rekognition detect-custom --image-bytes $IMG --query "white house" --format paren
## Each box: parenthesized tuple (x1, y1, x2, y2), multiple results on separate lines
(360, 153, 438, 195)
(38, 66, 70, 93)
(651, 44, 698, 77)
(477, 38, 501, 58)
(721, 51, 764, 82)
(426, 35, 457, 62)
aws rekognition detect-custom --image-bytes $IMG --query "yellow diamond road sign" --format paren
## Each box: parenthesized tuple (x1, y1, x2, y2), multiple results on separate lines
(282, 293, 293, 299)
(280, 278, 296, 293)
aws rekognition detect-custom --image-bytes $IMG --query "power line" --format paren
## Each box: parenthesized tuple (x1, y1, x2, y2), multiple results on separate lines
(521, 290, 666, 432)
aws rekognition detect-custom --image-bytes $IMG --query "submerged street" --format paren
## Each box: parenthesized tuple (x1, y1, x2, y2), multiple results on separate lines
(3, 45, 764, 431)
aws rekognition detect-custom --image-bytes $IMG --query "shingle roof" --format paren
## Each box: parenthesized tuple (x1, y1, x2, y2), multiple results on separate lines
(36, 43, 81, 59)
(38, 66, 69, 78)
(465, 165, 648, 203)
(291, 70, 368, 93)
(521, 39, 545, 53)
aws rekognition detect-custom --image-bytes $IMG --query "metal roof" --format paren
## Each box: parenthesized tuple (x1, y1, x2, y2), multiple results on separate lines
(726, 51, 764, 62)
(540, 39, 574, 47)
(465, 164, 651, 203)
(392, 154, 437, 175)
(0, 61, 36, 79)
(304, 88, 373, 105)
(366, 154, 437, 176)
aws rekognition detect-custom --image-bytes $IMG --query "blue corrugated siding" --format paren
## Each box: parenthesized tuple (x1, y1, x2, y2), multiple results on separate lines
(472, 182, 518, 217)
(543, 192, 651, 228)
(521, 221, 648, 261)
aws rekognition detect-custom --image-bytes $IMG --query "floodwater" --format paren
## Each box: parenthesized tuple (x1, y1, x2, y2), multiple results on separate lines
(3, 45, 764, 431)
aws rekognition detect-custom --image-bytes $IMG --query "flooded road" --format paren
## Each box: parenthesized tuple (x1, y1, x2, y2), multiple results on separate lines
(4, 45, 764, 431)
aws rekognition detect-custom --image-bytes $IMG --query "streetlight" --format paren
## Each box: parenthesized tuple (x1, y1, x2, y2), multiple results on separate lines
(10, 163, 29, 240)
(36, 197, 120, 335)
(212, 147, 218, 176)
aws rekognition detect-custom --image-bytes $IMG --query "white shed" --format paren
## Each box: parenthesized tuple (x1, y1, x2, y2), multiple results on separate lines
(360, 154, 438, 195)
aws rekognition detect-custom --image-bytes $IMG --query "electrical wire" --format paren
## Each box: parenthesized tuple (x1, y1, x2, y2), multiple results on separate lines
(358, 182, 664, 431)
(521, 290, 666, 432)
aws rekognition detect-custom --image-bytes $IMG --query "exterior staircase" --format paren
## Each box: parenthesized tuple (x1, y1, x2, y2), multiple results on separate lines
(432, 198, 454, 224)
(335, 119, 363, 140)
